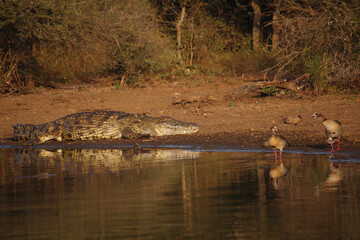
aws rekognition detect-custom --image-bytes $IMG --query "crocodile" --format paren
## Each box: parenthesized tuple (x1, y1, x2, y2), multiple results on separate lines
(13, 111, 199, 145)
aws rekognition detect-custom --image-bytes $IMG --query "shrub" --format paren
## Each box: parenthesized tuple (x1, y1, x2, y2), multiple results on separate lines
(0, 50, 24, 93)
(304, 53, 331, 92)
(272, 0, 360, 92)
(0, 0, 175, 90)
(167, 9, 274, 78)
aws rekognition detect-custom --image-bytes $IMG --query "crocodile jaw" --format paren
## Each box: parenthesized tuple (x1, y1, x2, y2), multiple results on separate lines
(153, 121, 199, 136)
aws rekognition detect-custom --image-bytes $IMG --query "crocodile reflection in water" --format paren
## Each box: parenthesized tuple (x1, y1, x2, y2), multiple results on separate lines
(13, 148, 200, 174)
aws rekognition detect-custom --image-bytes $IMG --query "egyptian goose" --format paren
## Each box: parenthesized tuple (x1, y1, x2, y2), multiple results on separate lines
(264, 126, 289, 162)
(311, 112, 343, 151)
(283, 114, 302, 125)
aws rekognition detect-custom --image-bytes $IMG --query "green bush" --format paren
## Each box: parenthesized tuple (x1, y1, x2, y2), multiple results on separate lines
(0, 0, 175, 89)
(304, 53, 331, 92)
(273, 0, 360, 92)
(175, 11, 274, 77)
(1, 0, 359, 93)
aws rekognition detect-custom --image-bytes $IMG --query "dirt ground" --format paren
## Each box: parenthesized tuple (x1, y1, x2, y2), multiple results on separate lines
(1, 79, 359, 151)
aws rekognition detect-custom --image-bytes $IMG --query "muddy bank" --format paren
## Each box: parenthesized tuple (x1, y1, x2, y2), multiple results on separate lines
(0, 81, 359, 151)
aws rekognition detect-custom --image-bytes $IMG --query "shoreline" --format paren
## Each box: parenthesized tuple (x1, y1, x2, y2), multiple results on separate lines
(0, 131, 358, 153)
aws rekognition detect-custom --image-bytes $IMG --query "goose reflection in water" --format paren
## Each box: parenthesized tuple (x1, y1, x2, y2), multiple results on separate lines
(269, 160, 289, 190)
(324, 154, 345, 191)
(324, 161, 344, 192)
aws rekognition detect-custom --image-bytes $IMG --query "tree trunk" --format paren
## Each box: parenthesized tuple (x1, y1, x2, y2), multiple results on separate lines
(272, 4, 280, 52)
(250, 0, 261, 52)
(189, 17, 194, 66)
(176, 6, 186, 62)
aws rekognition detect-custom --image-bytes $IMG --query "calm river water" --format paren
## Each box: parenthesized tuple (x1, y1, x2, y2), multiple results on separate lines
(0, 147, 360, 239)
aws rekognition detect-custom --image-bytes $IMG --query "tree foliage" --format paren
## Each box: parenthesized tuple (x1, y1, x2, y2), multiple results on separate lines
(271, 0, 360, 91)
(0, 0, 359, 93)
(0, 0, 174, 91)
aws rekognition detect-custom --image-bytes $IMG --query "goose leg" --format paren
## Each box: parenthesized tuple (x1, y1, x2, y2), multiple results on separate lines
(274, 149, 278, 164)
(329, 139, 335, 152)
(336, 139, 342, 151)
(279, 150, 283, 163)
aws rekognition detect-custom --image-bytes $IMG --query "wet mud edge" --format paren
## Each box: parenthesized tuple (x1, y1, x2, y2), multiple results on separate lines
(0, 131, 358, 152)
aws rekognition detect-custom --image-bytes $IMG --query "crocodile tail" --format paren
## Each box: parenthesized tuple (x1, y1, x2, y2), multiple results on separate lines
(13, 124, 37, 140)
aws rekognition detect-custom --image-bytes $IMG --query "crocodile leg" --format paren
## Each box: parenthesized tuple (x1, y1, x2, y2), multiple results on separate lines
(121, 127, 151, 139)
(25, 125, 63, 145)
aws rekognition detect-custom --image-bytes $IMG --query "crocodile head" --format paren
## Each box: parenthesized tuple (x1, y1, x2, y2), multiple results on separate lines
(134, 117, 199, 137)
(153, 118, 199, 136)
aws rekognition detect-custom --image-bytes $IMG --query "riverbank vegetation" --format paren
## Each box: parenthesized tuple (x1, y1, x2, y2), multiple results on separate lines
(1, 0, 359, 94)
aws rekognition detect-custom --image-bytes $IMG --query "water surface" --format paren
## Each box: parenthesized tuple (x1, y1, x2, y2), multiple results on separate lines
(0, 148, 360, 239)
